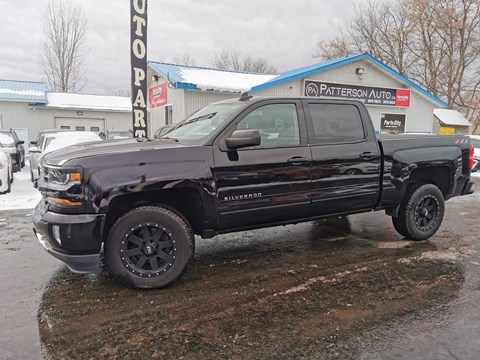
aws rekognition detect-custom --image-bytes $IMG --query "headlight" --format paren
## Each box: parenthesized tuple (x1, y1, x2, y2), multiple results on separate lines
(47, 168, 82, 189)
(43, 166, 84, 211)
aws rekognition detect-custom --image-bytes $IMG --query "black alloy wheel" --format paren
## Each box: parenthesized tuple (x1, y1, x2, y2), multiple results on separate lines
(121, 222, 177, 277)
(413, 195, 439, 232)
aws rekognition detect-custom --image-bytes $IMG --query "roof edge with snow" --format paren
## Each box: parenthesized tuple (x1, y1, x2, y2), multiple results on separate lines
(148, 61, 277, 93)
(434, 109, 471, 127)
(34, 92, 132, 112)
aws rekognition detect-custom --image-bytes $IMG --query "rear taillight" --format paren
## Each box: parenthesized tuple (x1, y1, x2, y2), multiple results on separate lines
(0, 162, 4, 169)
(469, 146, 474, 169)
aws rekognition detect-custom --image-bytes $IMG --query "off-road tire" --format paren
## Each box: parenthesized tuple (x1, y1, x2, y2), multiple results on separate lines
(106, 206, 194, 289)
(393, 183, 445, 240)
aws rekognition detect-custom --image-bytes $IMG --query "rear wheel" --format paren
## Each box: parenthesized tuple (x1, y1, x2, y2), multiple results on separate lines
(393, 183, 445, 240)
(106, 206, 194, 289)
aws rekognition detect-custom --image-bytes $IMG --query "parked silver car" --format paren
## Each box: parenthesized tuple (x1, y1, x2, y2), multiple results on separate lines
(0, 129, 25, 172)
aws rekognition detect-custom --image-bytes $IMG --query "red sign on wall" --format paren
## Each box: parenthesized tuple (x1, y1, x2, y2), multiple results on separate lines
(395, 89, 410, 107)
(149, 83, 167, 108)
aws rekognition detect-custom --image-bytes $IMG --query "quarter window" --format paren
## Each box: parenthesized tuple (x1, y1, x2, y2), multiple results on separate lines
(236, 103, 300, 148)
(309, 104, 365, 144)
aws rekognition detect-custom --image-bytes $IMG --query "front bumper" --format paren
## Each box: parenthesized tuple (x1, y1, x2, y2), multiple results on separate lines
(32, 200, 105, 274)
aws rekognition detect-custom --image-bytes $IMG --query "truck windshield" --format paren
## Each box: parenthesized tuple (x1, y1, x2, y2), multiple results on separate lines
(166, 103, 243, 141)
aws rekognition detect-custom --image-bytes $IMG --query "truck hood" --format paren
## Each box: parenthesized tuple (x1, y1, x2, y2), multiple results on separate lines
(43, 138, 183, 166)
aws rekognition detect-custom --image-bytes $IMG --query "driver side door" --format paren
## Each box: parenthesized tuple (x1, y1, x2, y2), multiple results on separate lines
(212, 100, 312, 230)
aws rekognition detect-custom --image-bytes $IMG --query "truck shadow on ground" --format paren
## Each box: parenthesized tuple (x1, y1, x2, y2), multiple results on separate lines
(37, 217, 464, 360)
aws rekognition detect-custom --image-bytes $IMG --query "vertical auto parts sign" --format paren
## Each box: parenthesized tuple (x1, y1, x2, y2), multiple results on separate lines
(305, 80, 410, 107)
(130, 0, 148, 138)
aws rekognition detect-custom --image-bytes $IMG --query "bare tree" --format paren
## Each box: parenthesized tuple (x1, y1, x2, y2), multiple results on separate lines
(315, 1, 415, 75)
(314, 34, 352, 61)
(212, 47, 276, 74)
(105, 88, 130, 97)
(41, 0, 88, 92)
(315, 0, 480, 125)
(172, 53, 197, 66)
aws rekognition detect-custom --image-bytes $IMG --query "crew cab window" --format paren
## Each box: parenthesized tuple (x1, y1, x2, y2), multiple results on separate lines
(236, 104, 300, 148)
(309, 104, 365, 144)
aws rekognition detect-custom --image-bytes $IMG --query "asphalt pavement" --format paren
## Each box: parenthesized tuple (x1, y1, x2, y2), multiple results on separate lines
(0, 177, 479, 359)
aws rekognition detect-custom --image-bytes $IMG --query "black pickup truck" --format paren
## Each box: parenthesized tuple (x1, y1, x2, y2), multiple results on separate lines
(33, 96, 475, 288)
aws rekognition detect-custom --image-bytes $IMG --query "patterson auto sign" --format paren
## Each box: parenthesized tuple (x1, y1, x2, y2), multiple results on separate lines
(305, 80, 410, 107)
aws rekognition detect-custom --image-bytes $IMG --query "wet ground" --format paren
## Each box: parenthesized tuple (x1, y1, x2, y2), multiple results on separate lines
(1, 178, 479, 359)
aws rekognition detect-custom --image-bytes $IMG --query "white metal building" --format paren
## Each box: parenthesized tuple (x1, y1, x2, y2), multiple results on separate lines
(147, 53, 451, 135)
(0, 80, 132, 146)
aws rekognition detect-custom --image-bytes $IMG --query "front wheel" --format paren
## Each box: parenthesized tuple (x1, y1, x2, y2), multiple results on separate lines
(393, 183, 445, 240)
(105, 206, 194, 289)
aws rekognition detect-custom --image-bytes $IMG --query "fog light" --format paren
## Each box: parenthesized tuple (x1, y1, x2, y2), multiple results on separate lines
(52, 225, 62, 245)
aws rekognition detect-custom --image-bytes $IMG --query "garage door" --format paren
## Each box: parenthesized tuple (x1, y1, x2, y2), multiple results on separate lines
(55, 117, 105, 134)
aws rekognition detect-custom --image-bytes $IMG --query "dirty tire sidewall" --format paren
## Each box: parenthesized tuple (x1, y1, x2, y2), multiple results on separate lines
(398, 183, 445, 241)
(106, 206, 194, 289)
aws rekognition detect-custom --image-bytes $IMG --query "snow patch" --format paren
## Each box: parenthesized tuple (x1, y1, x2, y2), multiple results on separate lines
(0, 88, 44, 97)
(419, 249, 461, 261)
(180, 68, 277, 93)
(0, 162, 41, 210)
(275, 267, 368, 296)
(376, 241, 414, 249)
(46, 92, 131, 112)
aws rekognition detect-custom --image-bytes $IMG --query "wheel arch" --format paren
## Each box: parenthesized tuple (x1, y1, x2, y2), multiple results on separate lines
(387, 166, 450, 218)
(103, 188, 206, 241)
(407, 166, 451, 197)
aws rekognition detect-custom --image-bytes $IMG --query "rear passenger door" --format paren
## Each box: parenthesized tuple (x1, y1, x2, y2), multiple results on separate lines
(303, 100, 381, 216)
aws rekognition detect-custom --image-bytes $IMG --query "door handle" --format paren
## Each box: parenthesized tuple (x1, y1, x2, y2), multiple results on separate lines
(359, 152, 376, 160)
(287, 156, 309, 165)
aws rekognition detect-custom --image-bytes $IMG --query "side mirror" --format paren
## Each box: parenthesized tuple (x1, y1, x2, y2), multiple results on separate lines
(225, 129, 261, 150)
(30, 140, 37, 145)
(17, 140, 24, 145)
(29, 147, 40, 153)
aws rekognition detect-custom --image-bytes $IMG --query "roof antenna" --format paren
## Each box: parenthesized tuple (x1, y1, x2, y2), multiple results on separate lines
(239, 91, 253, 101)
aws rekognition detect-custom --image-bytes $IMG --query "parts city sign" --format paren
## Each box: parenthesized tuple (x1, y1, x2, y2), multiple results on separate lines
(130, 0, 148, 138)
(304, 80, 410, 108)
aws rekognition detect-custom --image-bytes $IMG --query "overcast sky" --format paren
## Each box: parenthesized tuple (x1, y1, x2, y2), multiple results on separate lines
(0, 0, 358, 95)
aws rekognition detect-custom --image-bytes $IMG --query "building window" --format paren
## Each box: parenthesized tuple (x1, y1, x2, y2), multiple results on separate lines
(76, 126, 86, 131)
(308, 103, 365, 144)
(60, 126, 70, 130)
(381, 113, 406, 134)
(90, 126, 100, 132)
